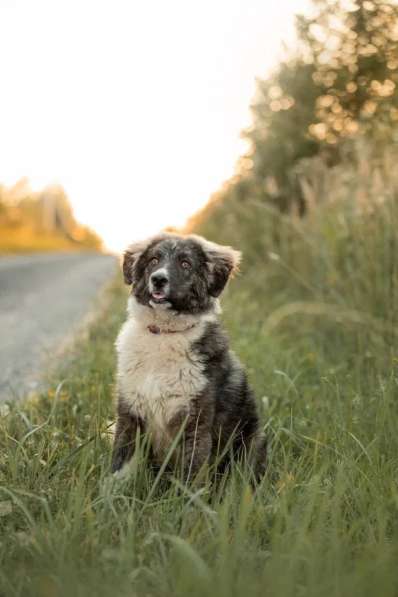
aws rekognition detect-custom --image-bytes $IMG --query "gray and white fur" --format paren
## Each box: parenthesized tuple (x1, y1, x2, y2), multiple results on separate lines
(111, 232, 266, 482)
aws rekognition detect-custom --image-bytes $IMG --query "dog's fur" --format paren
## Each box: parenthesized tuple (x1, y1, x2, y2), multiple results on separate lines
(111, 232, 266, 481)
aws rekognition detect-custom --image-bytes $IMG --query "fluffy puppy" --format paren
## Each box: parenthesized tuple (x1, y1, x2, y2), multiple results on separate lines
(111, 232, 266, 482)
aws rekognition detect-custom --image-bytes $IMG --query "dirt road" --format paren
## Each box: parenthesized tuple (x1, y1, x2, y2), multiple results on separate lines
(0, 252, 117, 401)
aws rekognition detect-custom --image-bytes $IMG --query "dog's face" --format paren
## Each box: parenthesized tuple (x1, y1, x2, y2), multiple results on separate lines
(123, 234, 241, 314)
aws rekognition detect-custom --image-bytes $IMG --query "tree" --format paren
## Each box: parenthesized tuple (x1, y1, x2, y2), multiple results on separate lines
(243, 60, 321, 214)
(238, 0, 398, 214)
(298, 0, 398, 144)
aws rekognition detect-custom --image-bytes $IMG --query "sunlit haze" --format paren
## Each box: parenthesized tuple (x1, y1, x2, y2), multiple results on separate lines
(0, 0, 311, 252)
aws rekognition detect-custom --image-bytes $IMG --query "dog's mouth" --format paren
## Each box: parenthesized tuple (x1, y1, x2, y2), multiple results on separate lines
(150, 290, 168, 303)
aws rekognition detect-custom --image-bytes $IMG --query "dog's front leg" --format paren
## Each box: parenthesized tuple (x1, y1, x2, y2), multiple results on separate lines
(111, 409, 144, 473)
(181, 412, 212, 483)
(183, 431, 212, 483)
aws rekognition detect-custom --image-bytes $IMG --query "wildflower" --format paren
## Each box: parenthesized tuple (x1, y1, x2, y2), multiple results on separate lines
(0, 404, 10, 418)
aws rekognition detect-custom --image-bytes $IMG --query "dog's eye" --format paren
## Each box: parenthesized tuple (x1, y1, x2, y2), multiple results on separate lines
(149, 257, 159, 267)
(181, 260, 191, 270)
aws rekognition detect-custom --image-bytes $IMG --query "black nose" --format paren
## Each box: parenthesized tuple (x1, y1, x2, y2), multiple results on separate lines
(151, 272, 168, 288)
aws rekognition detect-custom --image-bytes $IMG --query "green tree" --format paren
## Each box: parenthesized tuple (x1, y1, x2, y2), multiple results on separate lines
(299, 0, 398, 144)
(243, 60, 321, 214)
(239, 0, 398, 215)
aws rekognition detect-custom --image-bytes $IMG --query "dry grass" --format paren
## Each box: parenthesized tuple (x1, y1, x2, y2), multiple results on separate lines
(0, 225, 98, 254)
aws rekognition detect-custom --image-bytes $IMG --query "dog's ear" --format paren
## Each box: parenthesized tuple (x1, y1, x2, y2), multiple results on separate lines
(199, 238, 241, 297)
(122, 239, 153, 285)
(122, 234, 169, 285)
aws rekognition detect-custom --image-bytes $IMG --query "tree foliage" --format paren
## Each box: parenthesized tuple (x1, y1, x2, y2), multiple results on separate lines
(299, 0, 398, 142)
(227, 0, 398, 215)
(0, 179, 102, 252)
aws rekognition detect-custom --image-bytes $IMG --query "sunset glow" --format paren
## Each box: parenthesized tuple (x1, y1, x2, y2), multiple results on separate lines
(0, 0, 311, 252)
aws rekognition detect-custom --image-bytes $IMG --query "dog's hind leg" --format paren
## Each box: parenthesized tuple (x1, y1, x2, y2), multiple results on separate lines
(250, 433, 267, 485)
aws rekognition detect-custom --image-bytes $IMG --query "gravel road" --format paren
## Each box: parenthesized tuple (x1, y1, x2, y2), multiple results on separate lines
(0, 252, 117, 401)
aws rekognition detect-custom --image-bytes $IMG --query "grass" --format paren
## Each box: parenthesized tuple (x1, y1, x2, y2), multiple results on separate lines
(1, 189, 398, 596)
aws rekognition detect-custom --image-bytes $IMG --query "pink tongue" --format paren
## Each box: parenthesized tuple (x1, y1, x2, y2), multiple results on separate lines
(153, 291, 165, 299)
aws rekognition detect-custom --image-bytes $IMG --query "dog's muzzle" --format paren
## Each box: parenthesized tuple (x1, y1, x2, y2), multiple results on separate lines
(149, 269, 170, 303)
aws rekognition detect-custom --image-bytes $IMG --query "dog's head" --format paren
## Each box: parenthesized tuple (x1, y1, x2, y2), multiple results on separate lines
(122, 233, 241, 314)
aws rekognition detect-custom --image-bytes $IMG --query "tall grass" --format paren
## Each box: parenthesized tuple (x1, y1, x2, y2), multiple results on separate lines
(1, 153, 398, 596)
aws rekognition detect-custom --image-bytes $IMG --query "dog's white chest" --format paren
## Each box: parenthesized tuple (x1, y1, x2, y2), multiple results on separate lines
(116, 319, 207, 441)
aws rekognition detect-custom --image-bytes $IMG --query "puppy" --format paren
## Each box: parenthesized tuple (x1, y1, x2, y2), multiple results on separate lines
(111, 232, 266, 482)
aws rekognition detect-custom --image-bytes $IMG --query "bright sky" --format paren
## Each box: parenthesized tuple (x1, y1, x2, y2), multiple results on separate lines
(0, 0, 310, 252)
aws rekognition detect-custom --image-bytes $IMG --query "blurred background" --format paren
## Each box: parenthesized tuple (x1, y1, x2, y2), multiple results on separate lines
(2, 1, 398, 252)
(1, 0, 398, 254)
(6, 0, 397, 253)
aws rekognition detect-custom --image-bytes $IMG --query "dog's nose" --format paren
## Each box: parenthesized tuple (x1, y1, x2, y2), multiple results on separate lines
(151, 271, 168, 288)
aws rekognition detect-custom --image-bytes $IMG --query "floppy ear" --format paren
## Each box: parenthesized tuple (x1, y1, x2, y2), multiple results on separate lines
(122, 233, 169, 285)
(200, 238, 241, 297)
(122, 239, 151, 285)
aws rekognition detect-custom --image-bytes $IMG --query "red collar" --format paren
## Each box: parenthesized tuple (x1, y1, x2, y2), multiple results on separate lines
(147, 323, 196, 335)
